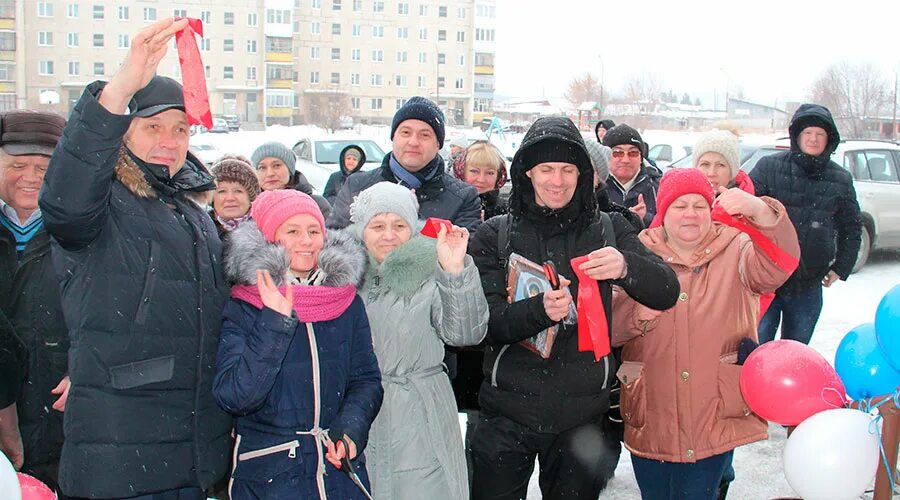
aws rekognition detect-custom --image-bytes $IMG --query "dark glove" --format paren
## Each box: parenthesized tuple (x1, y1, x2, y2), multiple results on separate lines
(737, 337, 759, 365)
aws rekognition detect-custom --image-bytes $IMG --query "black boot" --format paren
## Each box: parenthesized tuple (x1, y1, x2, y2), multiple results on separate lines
(716, 479, 730, 500)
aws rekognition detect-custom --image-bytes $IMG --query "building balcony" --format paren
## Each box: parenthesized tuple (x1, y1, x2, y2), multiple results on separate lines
(474, 65, 494, 75)
(266, 107, 293, 117)
(0, 82, 14, 93)
(265, 52, 293, 63)
(267, 79, 293, 89)
(0, 51, 14, 62)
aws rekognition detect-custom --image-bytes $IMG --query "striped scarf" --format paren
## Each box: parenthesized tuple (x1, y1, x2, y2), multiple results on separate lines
(0, 211, 42, 257)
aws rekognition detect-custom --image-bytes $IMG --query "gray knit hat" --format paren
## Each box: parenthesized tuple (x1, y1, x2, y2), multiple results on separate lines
(349, 182, 420, 238)
(693, 129, 740, 178)
(584, 141, 611, 184)
(251, 142, 296, 175)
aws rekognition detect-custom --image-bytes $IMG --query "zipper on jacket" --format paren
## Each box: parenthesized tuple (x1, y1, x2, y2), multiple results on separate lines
(238, 439, 301, 461)
(491, 345, 510, 387)
(601, 355, 610, 390)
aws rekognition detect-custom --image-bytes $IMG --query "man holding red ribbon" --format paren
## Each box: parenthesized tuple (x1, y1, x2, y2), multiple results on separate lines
(468, 116, 679, 500)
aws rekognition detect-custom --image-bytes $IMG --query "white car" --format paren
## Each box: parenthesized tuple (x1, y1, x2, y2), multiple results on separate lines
(647, 143, 692, 169)
(291, 137, 386, 192)
(744, 138, 900, 272)
(190, 143, 222, 168)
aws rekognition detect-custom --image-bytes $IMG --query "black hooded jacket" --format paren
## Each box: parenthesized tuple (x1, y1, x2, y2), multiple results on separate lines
(292, 171, 332, 219)
(468, 117, 679, 433)
(749, 104, 861, 294)
(323, 144, 367, 204)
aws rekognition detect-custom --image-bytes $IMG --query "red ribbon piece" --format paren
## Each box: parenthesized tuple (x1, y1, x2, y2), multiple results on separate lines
(420, 217, 453, 238)
(175, 18, 213, 130)
(569, 255, 611, 361)
(711, 205, 799, 274)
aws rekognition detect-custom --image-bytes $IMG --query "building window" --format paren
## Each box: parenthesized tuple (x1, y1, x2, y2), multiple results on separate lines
(93, 4, 103, 19)
(247, 66, 257, 80)
(311, 0, 321, 8)
(458, 7, 466, 18)
(173, 9, 186, 18)
(330, 72, 340, 84)
(0, 94, 14, 111)
(39, 60, 54, 75)
(418, 75, 426, 88)
(93, 33, 104, 47)
(266, 93, 293, 107)
(438, 6, 447, 17)
(352, 24, 361, 37)
(475, 52, 494, 66)
(266, 37, 291, 52)
(458, 54, 464, 66)
(0, 32, 12, 51)
(333, 0, 342, 10)
(0, 62, 12, 81)
(200, 11, 211, 23)
(117, 6, 129, 19)
(418, 28, 427, 40)
(475, 29, 495, 41)
(351, 48, 360, 61)
(200, 38, 210, 51)
(396, 51, 407, 63)
(353, 0, 362, 11)
(67, 3, 78, 18)
(373, 1, 384, 12)
(118, 34, 129, 49)
(331, 47, 340, 60)
(370, 73, 382, 86)
(310, 71, 320, 84)
(223, 66, 234, 79)
(372, 25, 383, 38)
(438, 76, 445, 88)
(398, 2, 408, 14)
(38, 32, 53, 47)
(93, 62, 104, 75)
(68, 61, 79, 76)
(248, 12, 257, 26)
(311, 22, 320, 34)
(455, 77, 464, 89)
(351, 97, 360, 109)
(438, 53, 445, 64)
(332, 23, 341, 35)
(224, 11, 234, 25)
(397, 27, 408, 39)
(310, 46, 320, 59)
(418, 52, 426, 64)
(351, 73, 360, 85)
(267, 9, 290, 24)
(66, 32, 78, 47)
(38, 2, 53, 17)
(457, 31, 465, 42)
(371, 98, 382, 110)
(395, 75, 407, 87)
(144, 7, 156, 21)
(476, 4, 496, 17)
(438, 30, 446, 41)
(419, 4, 427, 15)
(371, 49, 383, 62)
(247, 40, 257, 53)
(396, 98, 407, 110)
(224, 39, 234, 52)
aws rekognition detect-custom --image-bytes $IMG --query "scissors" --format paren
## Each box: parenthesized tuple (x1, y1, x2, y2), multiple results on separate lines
(339, 436, 374, 500)
(542, 260, 561, 291)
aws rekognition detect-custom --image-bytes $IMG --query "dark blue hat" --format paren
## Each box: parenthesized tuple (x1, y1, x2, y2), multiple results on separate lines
(390, 96, 446, 148)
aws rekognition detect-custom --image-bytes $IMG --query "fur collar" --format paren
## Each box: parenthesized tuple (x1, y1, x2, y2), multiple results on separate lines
(365, 235, 438, 298)
(114, 148, 213, 205)
(224, 221, 366, 288)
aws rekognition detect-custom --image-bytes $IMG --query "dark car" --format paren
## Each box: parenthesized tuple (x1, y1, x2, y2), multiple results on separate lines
(222, 114, 241, 132)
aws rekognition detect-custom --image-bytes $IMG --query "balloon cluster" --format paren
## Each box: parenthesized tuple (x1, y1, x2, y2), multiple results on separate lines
(738, 285, 900, 500)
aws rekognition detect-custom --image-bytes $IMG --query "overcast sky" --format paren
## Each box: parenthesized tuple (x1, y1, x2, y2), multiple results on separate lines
(493, 0, 900, 109)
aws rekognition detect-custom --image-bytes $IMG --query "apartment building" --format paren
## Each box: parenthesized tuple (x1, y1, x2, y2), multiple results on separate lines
(5, 0, 496, 127)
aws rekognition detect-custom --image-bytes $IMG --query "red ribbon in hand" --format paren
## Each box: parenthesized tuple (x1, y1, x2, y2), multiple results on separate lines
(569, 255, 611, 361)
(711, 205, 799, 274)
(175, 18, 213, 130)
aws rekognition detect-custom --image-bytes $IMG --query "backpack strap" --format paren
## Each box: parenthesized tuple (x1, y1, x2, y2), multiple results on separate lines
(497, 214, 511, 269)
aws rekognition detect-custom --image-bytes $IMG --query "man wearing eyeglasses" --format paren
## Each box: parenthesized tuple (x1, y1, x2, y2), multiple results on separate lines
(603, 124, 662, 227)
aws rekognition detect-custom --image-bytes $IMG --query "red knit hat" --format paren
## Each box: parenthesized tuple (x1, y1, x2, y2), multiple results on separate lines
(649, 168, 715, 229)
(251, 189, 325, 242)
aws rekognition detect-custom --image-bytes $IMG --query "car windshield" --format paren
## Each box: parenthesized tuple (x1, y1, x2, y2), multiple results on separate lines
(670, 145, 762, 169)
(741, 147, 784, 173)
(314, 140, 385, 164)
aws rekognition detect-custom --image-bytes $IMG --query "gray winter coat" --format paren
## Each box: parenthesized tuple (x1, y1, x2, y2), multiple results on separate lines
(357, 234, 488, 500)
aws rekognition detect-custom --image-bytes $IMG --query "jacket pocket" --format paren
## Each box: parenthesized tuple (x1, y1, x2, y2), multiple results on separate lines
(109, 355, 175, 390)
(617, 361, 646, 429)
(134, 240, 161, 326)
(231, 435, 304, 483)
(717, 360, 751, 419)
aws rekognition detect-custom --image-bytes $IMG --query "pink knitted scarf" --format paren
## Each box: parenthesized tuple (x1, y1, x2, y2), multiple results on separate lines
(230, 283, 357, 323)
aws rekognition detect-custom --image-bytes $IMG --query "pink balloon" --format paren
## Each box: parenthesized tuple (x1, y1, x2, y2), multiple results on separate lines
(740, 340, 846, 426)
(17, 473, 56, 500)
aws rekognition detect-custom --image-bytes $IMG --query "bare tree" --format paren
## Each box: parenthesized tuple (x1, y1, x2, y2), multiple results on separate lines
(624, 72, 664, 103)
(305, 90, 350, 132)
(809, 62, 892, 138)
(564, 73, 604, 108)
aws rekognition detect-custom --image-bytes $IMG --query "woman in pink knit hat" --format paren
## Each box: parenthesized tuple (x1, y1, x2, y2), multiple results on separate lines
(212, 189, 383, 499)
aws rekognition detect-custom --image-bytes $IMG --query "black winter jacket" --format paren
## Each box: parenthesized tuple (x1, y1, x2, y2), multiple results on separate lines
(750, 104, 861, 294)
(469, 117, 679, 434)
(293, 171, 332, 219)
(0, 226, 67, 474)
(38, 82, 232, 498)
(325, 153, 482, 231)
(323, 144, 367, 204)
(605, 165, 661, 228)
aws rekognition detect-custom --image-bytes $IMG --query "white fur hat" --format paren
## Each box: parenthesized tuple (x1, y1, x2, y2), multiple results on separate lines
(693, 129, 741, 178)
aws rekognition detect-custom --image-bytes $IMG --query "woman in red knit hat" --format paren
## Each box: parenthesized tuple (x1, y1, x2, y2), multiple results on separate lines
(213, 189, 383, 499)
(611, 168, 800, 499)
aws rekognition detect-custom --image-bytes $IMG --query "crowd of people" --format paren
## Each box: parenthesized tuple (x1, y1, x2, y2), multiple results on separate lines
(0, 18, 863, 500)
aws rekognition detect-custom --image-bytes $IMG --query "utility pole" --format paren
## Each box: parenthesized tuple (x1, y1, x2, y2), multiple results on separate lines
(598, 55, 605, 112)
(892, 69, 898, 141)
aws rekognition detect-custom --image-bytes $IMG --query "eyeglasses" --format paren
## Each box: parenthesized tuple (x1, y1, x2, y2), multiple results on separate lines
(611, 149, 641, 159)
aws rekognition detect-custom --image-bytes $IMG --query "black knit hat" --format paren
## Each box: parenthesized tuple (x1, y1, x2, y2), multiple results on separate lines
(0, 110, 66, 156)
(128, 76, 185, 118)
(212, 154, 261, 201)
(390, 96, 446, 148)
(520, 140, 584, 172)
(602, 124, 644, 155)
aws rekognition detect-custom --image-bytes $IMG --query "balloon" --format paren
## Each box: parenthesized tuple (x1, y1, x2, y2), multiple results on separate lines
(783, 408, 880, 500)
(17, 473, 56, 500)
(876, 284, 900, 370)
(836, 323, 900, 400)
(740, 339, 846, 426)
(0, 452, 21, 500)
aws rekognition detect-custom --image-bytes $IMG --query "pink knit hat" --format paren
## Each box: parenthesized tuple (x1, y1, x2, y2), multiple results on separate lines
(251, 189, 325, 242)
(649, 168, 715, 229)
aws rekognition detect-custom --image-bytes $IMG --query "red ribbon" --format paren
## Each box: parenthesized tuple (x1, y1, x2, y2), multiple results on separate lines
(175, 18, 213, 130)
(569, 255, 611, 361)
(711, 205, 799, 274)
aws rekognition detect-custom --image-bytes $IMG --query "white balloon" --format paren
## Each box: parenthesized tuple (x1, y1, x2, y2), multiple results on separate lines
(0, 452, 21, 500)
(783, 408, 880, 500)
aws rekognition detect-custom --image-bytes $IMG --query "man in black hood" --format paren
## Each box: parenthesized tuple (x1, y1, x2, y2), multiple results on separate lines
(468, 116, 679, 499)
(750, 103, 861, 345)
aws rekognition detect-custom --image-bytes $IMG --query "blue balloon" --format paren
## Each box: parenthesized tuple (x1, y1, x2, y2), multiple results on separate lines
(876, 285, 900, 371)
(835, 322, 900, 400)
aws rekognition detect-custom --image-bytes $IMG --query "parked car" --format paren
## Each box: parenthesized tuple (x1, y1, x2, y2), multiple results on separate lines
(221, 114, 241, 132)
(743, 138, 900, 273)
(291, 137, 387, 192)
(669, 143, 767, 170)
(338, 116, 354, 129)
(190, 143, 222, 167)
(647, 143, 692, 169)
(209, 118, 229, 134)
